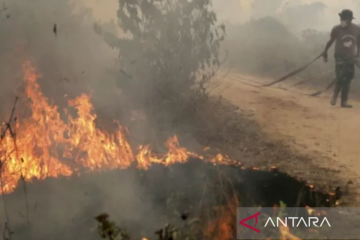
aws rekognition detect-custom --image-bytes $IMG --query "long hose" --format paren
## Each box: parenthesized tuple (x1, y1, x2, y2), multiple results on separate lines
(261, 53, 324, 87)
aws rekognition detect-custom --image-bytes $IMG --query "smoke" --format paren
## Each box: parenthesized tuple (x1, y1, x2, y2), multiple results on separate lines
(0, 0, 118, 116)
(0, 0, 356, 238)
(234, 0, 359, 31)
(0, 169, 169, 239)
(220, 0, 360, 91)
(0, 1, 217, 238)
(0, 0, 164, 239)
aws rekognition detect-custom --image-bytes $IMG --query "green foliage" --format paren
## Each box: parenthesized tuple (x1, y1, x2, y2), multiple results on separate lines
(95, 213, 202, 240)
(155, 224, 179, 240)
(96, 0, 225, 113)
(277, 200, 287, 219)
(96, 213, 131, 240)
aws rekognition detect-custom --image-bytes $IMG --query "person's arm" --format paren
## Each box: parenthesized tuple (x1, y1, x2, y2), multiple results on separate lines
(356, 28, 360, 57)
(323, 27, 336, 62)
(324, 37, 336, 53)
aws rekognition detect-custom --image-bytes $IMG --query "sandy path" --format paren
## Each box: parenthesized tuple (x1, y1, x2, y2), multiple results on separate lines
(210, 71, 359, 193)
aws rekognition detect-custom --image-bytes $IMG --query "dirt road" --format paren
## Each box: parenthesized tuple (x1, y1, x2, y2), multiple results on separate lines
(211, 71, 359, 199)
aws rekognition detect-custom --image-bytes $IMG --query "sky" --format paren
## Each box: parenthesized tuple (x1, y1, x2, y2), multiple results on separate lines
(80, 0, 360, 31)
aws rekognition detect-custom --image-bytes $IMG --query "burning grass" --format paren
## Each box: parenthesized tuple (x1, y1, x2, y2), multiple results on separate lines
(0, 62, 341, 239)
(0, 61, 219, 194)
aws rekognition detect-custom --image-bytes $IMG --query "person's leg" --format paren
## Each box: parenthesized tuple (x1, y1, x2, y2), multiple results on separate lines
(331, 59, 344, 106)
(330, 80, 342, 106)
(340, 61, 355, 108)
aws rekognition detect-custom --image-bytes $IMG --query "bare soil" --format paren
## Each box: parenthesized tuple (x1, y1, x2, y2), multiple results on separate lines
(206, 70, 360, 205)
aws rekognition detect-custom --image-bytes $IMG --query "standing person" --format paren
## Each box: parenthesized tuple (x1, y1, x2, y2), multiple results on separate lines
(322, 9, 360, 108)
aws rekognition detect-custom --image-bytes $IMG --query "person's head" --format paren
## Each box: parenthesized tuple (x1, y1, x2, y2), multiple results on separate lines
(339, 9, 354, 27)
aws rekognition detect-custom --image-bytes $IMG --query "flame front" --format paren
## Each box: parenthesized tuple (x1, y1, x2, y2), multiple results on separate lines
(0, 61, 228, 194)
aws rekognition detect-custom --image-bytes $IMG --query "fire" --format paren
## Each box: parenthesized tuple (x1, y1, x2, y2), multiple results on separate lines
(279, 225, 301, 240)
(0, 61, 234, 194)
(136, 136, 201, 170)
(204, 196, 238, 240)
(305, 206, 314, 215)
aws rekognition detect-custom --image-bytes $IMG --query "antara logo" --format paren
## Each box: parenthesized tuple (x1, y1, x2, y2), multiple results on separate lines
(239, 212, 261, 233)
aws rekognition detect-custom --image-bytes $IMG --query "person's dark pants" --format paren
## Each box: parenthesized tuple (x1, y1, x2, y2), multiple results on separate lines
(333, 57, 355, 105)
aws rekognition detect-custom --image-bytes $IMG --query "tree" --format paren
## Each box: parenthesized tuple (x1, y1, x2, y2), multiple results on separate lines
(96, 0, 225, 118)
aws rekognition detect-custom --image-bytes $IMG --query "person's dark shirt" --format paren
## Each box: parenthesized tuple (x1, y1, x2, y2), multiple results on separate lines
(331, 23, 360, 58)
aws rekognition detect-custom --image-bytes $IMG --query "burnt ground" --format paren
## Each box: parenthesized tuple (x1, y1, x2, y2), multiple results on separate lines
(204, 72, 358, 205)
(0, 160, 336, 240)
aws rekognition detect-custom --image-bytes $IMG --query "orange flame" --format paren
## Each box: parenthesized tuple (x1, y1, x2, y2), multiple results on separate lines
(204, 196, 238, 240)
(0, 61, 236, 194)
